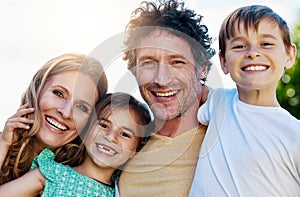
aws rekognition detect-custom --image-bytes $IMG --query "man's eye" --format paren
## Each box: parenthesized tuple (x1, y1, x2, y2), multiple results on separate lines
(141, 60, 157, 67)
(53, 90, 63, 98)
(173, 60, 185, 65)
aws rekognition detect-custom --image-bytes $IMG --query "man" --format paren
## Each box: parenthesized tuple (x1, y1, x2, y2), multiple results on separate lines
(118, 0, 215, 196)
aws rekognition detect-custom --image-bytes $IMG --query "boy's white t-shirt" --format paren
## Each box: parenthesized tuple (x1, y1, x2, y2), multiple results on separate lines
(189, 88, 300, 197)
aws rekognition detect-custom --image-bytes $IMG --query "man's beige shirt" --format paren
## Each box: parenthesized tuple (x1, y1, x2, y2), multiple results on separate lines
(118, 125, 206, 197)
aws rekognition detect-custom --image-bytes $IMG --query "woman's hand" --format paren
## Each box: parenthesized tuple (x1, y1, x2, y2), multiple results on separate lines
(1, 103, 34, 146)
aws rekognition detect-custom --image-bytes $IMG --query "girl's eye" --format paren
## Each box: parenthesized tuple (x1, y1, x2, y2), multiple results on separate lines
(53, 90, 63, 98)
(99, 122, 108, 129)
(120, 131, 131, 138)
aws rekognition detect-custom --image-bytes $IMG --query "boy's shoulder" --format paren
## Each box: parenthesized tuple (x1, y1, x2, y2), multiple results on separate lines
(208, 88, 237, 102)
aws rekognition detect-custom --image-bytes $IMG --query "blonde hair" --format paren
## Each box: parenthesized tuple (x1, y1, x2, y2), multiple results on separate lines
(0, 53, 108, 184)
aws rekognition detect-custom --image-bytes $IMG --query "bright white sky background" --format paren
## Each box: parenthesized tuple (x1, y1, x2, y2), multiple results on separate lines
(0, 0, 299, 129)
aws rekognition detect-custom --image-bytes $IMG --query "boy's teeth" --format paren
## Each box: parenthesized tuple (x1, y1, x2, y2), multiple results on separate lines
(46, 117, 67, 131)
(244, 65, 267, 71)
(156, 90, 177, 97)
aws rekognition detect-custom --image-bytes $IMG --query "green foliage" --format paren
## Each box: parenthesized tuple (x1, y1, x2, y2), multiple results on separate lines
(276, 16, 300, 119)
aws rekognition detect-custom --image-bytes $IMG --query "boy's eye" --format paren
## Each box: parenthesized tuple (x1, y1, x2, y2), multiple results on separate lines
(53, 90, 63, 98)
(232, 45, 245, 49)
(261, 42, 274, 47)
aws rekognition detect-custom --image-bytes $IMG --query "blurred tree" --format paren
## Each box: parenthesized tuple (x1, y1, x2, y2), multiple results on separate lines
(277, 16, 300, 119)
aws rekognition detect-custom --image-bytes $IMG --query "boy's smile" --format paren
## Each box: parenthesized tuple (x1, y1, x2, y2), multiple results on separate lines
(220, 18, 296, 105)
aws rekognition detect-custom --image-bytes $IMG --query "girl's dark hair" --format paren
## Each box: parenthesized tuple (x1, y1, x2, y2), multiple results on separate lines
(83, 92, 152, 151)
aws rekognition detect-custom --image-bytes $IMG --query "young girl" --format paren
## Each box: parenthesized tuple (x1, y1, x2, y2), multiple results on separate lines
(0, 92, 152, 196)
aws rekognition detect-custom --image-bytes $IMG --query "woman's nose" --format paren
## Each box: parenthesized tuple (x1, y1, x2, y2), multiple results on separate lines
(58, 101, 73, 119)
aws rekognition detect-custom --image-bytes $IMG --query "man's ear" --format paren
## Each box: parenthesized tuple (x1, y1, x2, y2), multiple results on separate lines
(285, 44, 297, 70)
(200, 66, 208, 80)
(219, 53, 229, 74)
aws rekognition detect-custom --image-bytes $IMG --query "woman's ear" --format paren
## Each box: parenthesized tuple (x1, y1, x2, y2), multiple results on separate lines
(219, 53, 229, 74)
(285, 44, 297, 69)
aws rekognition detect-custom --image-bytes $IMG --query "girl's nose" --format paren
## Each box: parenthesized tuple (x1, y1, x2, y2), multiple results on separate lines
(104, 130, 118, 143)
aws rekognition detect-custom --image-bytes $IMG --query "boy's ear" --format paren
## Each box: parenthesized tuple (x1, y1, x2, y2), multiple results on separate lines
(219, 53, 229, 74)
(285, 44, 297, 69)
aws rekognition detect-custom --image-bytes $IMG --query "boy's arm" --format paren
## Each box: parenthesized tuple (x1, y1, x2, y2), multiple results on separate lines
(0, 168, 45, 197)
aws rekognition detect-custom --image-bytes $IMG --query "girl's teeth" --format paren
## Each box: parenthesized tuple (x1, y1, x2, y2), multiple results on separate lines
(97, 145, 116, 155)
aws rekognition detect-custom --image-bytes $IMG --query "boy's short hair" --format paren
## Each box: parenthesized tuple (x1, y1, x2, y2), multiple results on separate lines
(219, 5, 292, 58)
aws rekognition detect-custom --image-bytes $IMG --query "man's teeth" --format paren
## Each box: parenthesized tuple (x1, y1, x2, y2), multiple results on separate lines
(244, 65, 267, 71)
(97, 145, 116, 155)
(156, 90, 177, 97)
(46, 117, 67, 131)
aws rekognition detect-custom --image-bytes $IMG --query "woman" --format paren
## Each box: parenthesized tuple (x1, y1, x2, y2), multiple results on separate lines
(0, 53, 108, 184)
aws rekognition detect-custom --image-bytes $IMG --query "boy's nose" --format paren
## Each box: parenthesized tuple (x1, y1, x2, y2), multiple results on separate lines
(245, 46, 260, 59)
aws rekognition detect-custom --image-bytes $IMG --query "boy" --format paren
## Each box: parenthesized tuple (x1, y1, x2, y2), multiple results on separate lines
(189, 5, 300, 196)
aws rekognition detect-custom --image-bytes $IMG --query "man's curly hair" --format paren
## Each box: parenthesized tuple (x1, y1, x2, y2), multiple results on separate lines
(123, 0, 215, 78)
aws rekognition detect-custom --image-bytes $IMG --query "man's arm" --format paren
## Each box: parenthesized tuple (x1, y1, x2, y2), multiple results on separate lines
(0, 168, 45, 197)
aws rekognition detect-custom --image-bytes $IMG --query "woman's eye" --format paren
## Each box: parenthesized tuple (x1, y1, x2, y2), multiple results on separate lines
(76, 104, 89, 113)
(53, 90, 63, 98)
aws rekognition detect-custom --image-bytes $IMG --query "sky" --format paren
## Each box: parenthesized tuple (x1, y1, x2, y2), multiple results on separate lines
(0, 0, 299, 129)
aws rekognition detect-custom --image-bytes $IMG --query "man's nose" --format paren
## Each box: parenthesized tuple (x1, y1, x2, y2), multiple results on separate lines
(154, 63, 173, 86)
